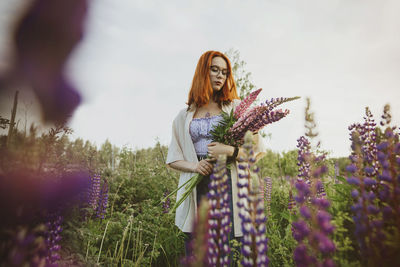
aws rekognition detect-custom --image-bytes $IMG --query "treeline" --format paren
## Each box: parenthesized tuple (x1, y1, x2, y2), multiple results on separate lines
(1, 116, 349, 181)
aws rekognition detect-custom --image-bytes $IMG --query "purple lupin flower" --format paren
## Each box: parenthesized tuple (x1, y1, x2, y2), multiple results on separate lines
(3, 226, 47, 266)
(348, 107, 378, 175)
(371, 104, 400, 264)
(292, 136, 335, 267)
(2, 0, 88, 123)
(237, 131, 269, 267)
(88, 174, 101, 211)
(96, 179, 109, 219)
(162, 190, 171, 214)
(206, 155, 231, 267)
(346, 109, 386, 264)
(234, 88, 263, 119)
(296, 136, 312, 182)
(181, 198, 211, 267)
(263, 177, 272, 217)
(0, 171, 90, 227)
(44, 210, 63, 265)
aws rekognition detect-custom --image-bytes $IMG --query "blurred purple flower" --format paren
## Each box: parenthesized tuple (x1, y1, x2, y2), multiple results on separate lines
(2, 0, 88, 123)
(0, 171, 89, 227)
(237, 132, 269, 267)
(44, 210, 63, 265)
(206, 155, 231, 266)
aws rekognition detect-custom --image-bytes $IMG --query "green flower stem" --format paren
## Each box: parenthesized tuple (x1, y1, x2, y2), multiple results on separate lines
(159, 177, 193, 204)
(168, 173, 204, 214)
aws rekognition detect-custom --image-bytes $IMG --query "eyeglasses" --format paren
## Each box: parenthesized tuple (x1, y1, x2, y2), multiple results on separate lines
(210, 65, 229, 77)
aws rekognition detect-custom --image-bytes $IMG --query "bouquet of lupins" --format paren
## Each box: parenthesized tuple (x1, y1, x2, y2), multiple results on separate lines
(163, 89, 300, 213)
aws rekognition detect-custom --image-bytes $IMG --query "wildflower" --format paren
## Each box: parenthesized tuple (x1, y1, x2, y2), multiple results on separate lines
(263, 177, 272, 217)
(88, 174, 101, 211)
(96, 179, 109, 219)
(2, 0, 88, 123)
(44, 210, 63, 265)
(206, 155, 231, 266)
(345, 105, 400, 265)
(234, 88, 262, 119)
(181, 198, 211, 267)
(237, 132, 269, 267)
(292, 136, 335, 267)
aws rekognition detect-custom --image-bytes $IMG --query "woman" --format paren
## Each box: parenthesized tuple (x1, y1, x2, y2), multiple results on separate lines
(166, 51, 265, 246)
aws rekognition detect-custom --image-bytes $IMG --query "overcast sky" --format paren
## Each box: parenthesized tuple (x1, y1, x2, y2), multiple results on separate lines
(1, 0, 399, 158)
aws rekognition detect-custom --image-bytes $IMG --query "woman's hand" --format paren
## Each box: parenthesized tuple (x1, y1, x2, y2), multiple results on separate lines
(207, 142, 234, 161)
(193, 159, 214, 176)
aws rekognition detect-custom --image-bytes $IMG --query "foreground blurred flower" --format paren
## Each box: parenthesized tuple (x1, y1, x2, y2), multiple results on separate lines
(44, 210, 63, 265)
(206, 154, 231, 266)
(237, 131, 269, 267)
(0, 171, 90, 227)
(181, 198, 211, 267)
(0, 0, 88, 123)
(1, 225, 47, 266)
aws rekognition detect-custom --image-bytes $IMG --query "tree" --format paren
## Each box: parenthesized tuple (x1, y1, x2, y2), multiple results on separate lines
(225, 49, 257, 100)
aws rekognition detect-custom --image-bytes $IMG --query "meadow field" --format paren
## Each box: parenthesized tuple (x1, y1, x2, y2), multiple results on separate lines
(1, 102, 399, 266)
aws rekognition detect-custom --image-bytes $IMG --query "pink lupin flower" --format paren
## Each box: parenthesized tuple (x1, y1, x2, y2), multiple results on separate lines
(229, 105, 290, 145)
(234, 88, 263, 119)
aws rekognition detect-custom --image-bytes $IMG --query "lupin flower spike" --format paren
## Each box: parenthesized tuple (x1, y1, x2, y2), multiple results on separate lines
(292, 136, 335, 267)
(181, 198, 211, 267)
(237, 131, 269, 267)
(263, 177, 272, 217)
(206, 154, 231, 267)
(96, 179, 109, 219)
(234, 88, 263, 119)
(346, 107, 389, 265)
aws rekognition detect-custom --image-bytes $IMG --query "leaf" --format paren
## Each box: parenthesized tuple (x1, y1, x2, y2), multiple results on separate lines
(336, 175, 347, 183)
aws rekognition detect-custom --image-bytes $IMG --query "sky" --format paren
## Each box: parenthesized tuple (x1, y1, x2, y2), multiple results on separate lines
(1, 0, 399, 158)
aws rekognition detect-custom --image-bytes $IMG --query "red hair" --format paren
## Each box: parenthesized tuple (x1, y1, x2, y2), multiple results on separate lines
(187, 51, 239, 109)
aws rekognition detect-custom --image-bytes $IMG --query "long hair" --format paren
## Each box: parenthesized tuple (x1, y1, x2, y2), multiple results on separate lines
(187, 51, 238, 109)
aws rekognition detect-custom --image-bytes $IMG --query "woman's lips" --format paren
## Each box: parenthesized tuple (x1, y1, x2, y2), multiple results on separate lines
(215, 81, 222, 86)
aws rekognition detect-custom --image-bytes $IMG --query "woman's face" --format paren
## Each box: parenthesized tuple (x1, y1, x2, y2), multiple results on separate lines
(209, 56, 228, 92)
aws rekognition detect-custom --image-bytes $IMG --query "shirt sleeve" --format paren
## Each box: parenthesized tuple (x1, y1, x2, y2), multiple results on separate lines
(166, 115, 185, 164)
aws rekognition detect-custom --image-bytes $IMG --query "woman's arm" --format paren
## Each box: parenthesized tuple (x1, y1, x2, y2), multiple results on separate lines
(168, 159, 213, 176)
(208, 132, 264, 162)
(208, 142, 238, 160)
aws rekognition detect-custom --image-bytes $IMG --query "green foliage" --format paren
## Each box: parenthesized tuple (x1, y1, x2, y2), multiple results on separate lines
(225, 49, 256, 101)
(0, 110, 374, 267)
(266, 178, 296, 267)
(326, 177, 361, 266)
(257, 149, 299, 179)
(210, 109, 237, 145)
